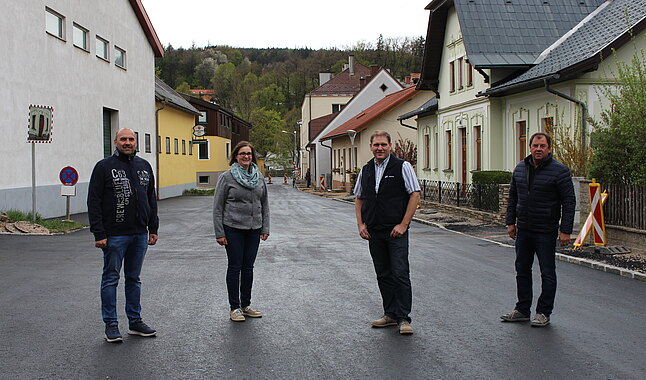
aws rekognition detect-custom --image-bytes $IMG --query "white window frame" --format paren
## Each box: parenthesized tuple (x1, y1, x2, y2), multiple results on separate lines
(115, 46, 126, 69)
(45, 8, 65, 40)
(72, 23, 89, 51)
(96, 36, 109, 61)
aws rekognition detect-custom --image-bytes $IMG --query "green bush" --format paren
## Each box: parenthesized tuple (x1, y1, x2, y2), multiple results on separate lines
(472, 171, 512, 185)
(183, 188, 214, 195)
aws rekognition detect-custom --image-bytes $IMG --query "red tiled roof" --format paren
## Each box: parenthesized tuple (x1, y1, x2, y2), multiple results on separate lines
(321, 86, 417, 140)
(308, 63, 372, 96)
(129, 0, 164, 57)
(309, 112, 339, 142)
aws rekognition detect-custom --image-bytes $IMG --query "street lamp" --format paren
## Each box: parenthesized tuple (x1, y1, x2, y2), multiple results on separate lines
(347, 129, 357, 172)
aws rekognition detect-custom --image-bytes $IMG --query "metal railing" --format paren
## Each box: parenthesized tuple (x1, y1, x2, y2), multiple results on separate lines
(419, 180, 500, 212)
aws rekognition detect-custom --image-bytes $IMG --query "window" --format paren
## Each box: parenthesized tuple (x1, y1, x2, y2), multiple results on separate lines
(198, 176, 210, 184)
(189, 141, 193, 155)
(198, 111, 207, 124)
(145, 133, 151, 153)
(135, 132, 139, 152)
(165, 137, 170, 154)
(45, 8, 65, 40)
(174, 138, 178, 154)
(332, 104, 343, 113)
(541, 117, 554, 135)
(72, 23, 88, 51)
(433, 132, 439, 169)
(102, 108, 113, 158)
(96, 36, 109, 61)
(115, 46, 126, 69)
(225, 142, 230, 159)
(457, 57, 464, 90)
(474, 125, 481, 171)
(157, 136, 162, 153)
(517, 121, 527, 161)
(424, 134, 430, 169)
(466, 62, 473, 87)
(198, 141, 209, 160)
(446, 131, 452, 170)
(182, 140, 186, 155)
(449, 61, 455, 93)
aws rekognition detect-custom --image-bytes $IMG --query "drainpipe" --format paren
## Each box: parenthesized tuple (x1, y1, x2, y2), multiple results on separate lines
(399, 119, 417, 130)
(155, 100, 166, 200)
(475, 67, 490, 83)
(544, 77, 586, 147)
(320, 139, 332, 189)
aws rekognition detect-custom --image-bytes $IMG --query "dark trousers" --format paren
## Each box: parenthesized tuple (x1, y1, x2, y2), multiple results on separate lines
(514, 229, 558, 316)
(368, 229, 412, 323)
(223, 225, 261, 310)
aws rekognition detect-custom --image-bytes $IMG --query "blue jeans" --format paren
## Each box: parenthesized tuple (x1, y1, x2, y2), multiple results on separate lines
(223, 225, 261, 310)
(100, 234, 149, 325)
(368, 229, 412, 323)
(514, 229, 558, 317)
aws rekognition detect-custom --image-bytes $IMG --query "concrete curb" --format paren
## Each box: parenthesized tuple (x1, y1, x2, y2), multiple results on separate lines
(329, 196, 645, 282)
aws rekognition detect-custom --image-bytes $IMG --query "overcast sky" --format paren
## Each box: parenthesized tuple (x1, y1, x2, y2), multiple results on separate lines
(141, 1, 430, 49)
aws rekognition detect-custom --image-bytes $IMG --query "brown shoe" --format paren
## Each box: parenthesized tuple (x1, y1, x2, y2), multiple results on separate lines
(230, 308, 245, 322)
(398, 321, 414, 335)
(241, 306, 263, 318)
(371, 315, 397, 328)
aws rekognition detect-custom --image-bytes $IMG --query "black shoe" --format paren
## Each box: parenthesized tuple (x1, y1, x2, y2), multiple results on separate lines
(128, 320, 157, 337)
(105, 324, 123, 343)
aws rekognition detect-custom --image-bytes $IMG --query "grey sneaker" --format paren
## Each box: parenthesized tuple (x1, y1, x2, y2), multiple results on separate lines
(241, 306, 262, 318)
(371, 315, 397, 328)
(531, 313, 550, 327)
(230, 308, 245, 322)
(398, 321, 414, 335)
(500, 310, 530, 322)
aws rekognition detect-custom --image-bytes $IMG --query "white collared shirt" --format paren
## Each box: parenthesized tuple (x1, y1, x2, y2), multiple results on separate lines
(354, 156, 420, 197)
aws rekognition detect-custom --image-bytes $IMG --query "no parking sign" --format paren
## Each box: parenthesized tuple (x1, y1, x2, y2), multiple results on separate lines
(59, 166, 78, 186)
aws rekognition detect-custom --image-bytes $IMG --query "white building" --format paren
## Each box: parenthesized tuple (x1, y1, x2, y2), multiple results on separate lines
(0, 0, 163, 217)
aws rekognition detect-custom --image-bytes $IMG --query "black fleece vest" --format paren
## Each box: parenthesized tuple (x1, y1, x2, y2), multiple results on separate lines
(360, 155, 409, 230)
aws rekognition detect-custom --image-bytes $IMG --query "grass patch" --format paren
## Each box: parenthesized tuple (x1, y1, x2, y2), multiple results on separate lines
(2, 209, 86, 233)
(183, 188, 214, 196)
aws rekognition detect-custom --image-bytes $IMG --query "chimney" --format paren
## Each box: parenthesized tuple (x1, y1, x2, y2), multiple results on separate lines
(359, 76, 366, 89)
(349, 55, 355, 76)
(405, 76, 412, 85)
(319, 72, 333, 86)
(370, 65, 379, 77)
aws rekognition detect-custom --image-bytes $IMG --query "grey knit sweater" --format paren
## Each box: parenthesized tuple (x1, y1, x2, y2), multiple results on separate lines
(212, 170, 270, 238)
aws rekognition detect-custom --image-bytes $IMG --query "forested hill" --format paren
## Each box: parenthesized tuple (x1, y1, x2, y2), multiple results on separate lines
(154, 35, 424, 157)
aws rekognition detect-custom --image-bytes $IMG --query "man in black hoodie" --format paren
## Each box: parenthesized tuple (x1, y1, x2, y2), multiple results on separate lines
(502, 132, 575, 327)
(88, 128, 159, 343)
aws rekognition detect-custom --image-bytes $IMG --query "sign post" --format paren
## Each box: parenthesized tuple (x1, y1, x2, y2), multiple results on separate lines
(59, 166, 78, 222)
(27, 105, 54, 221)
(573, 179, 608, 247)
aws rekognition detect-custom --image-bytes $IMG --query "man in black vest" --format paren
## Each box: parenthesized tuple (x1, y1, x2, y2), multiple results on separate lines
(354, 130, 420, 335)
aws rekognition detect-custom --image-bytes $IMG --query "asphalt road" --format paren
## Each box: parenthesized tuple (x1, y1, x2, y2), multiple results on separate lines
(0, 184, 644, 379)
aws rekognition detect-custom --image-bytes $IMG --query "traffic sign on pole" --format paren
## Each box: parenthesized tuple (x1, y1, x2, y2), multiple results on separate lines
(59, 166, 79, 186)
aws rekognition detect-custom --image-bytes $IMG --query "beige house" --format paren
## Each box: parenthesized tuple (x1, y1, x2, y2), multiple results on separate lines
(320, 86, 434, 191)
(412, 0, 644, 184)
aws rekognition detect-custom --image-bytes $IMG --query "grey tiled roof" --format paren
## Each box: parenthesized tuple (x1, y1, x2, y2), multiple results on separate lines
(483, 0, 646, 95)
(455, 0, 606, 67)
(398, 97, 438, 120)
(155, 77, 200, 115)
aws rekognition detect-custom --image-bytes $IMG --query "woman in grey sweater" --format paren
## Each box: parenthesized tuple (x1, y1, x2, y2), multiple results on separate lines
(213, 141, 270, 322)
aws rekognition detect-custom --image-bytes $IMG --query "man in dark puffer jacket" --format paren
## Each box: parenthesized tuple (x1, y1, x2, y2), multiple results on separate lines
(501, 132, 575, 327)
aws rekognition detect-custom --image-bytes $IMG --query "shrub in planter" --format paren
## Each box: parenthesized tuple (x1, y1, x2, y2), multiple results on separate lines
(469, 171, 512, 211)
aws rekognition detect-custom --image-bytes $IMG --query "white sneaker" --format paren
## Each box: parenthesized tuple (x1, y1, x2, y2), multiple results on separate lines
(230, 308, 245, 322)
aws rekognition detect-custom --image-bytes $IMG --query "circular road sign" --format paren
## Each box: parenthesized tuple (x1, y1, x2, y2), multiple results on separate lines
(59, 166, 79, 186)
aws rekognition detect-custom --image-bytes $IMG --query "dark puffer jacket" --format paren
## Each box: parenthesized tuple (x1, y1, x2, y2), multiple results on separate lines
(506, 153, 576, 234)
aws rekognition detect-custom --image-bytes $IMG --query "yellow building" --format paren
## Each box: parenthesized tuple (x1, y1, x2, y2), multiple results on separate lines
(155, 78, 201, 198)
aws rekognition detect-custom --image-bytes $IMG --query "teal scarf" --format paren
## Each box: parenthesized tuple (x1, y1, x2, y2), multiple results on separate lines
(230, 162, 260, 189)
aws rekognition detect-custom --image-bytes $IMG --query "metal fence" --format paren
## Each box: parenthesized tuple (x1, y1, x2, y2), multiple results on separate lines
(419, 180, 500, 212)
(604, 183, 646, 230)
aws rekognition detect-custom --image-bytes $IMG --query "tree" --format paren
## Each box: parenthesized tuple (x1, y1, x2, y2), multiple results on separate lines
(249, 108, 284, 157)
(589, 46, 646, 185)
(549, 110, 592, 178)
(175, 81, 191, 95)
(393, 133, 417, 166)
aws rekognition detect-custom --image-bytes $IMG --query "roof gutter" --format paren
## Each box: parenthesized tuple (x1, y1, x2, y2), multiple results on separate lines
(544, 77, 586, 148)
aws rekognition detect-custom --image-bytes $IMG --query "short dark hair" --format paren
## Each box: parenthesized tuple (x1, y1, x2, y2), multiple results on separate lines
(370, 130, 391, 144)
(529, 132, 551, 148)
(229, 141, 258, 166)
